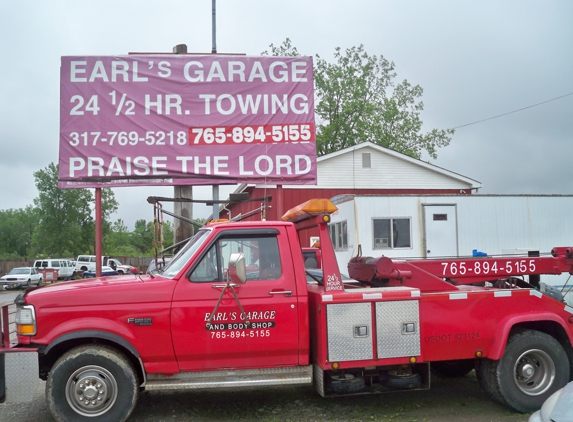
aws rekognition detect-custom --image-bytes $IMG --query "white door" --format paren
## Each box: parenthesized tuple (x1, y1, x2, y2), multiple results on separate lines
(423, 205, 458, 258)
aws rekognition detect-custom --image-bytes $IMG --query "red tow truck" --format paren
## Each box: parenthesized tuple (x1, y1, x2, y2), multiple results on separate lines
(1, 198, 573, 421)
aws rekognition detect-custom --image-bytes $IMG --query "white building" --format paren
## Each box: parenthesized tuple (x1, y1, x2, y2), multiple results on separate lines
(330, 194, 573, 304)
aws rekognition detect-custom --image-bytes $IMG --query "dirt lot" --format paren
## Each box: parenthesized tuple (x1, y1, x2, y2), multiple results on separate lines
(0, 372, 532, 422)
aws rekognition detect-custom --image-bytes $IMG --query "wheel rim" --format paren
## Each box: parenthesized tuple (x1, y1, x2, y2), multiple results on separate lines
(513, 348, 555, 396)
(65, 365, 118, 417)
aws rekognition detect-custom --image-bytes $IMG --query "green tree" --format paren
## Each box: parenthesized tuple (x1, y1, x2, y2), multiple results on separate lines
(32, 163, 118, 257)
(130, 219, 154, 255)
(0, 206, 39, 258)
(264, 39, 453, 159)
(104, 219, 140, 256)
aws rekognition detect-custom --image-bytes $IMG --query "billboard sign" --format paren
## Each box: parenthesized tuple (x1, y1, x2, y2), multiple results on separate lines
(58, 55, 316, 188)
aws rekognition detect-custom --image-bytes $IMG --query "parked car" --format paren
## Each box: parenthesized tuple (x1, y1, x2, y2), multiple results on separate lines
(81, 266, 118, 278)
(0, 267, 42, 289)
(33, 258, 76, 279)
(529, 381, 573, 422)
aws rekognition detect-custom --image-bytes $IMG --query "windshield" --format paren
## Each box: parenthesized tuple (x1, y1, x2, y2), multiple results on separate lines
(9, 268, 29, 275)
(160, 229, 211, 278)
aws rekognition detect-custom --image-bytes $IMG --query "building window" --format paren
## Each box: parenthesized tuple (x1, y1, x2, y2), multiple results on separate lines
(362, 153, 371, 168)
(329, 221, 348, 251)
(373, 218, 411, 249)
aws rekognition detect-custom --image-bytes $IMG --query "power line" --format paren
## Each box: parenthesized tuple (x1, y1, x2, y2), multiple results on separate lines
(453, 92, 573, 129)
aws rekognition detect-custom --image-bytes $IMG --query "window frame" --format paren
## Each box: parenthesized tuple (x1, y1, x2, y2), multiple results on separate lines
(329, 220, 348, 251)
(372, 217, 412, 250)
(188, 229, 282, 283)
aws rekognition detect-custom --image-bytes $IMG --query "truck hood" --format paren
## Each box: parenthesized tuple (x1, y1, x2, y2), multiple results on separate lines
(22, 273, 177, 307)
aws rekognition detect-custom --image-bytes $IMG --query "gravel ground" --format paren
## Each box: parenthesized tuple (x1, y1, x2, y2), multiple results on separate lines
(0, 372, 531, 422)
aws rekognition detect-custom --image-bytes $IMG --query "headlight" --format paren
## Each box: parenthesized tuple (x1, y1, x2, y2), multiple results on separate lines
(16, 305, 36, 335)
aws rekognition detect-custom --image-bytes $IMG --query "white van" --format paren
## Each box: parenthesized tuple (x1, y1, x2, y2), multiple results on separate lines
(75, 255, 98, 272)
(33, 259, 76, 279)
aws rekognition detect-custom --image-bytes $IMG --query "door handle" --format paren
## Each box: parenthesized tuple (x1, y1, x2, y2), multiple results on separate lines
(269, 290, 292, 297)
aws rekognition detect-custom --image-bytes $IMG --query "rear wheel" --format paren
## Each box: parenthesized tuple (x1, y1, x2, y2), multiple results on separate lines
(479, 330, 569, 412)
(46, 345, 138, 422)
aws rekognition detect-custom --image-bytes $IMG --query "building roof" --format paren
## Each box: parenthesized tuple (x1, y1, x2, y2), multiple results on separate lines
(236, 141, 481, 192)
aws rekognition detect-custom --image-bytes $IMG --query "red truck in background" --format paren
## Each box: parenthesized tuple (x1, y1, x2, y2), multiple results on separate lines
(1, 198, 573, 422)
(302, 246, 322, 269)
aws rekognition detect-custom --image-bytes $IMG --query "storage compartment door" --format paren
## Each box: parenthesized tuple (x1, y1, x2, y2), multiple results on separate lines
(376, 301, 420, 358)
(326, 303, 373, 361)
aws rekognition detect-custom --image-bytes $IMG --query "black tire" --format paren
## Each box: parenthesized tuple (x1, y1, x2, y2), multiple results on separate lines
(328, 374, 365, 394)
(24, 279, 31, 288)
(476, 358, 506, 405)
(46, 345, 138, 422)
(381, 371, 422, 389)
(481, 330, 570, 413)
(432, 359, 475, 378)
(38, 277, 43, 286)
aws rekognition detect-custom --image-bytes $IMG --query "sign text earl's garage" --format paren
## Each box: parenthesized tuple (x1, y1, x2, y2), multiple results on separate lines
(58, 55, 316, 188)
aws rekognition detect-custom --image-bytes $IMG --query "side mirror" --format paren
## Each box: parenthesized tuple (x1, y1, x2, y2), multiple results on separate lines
(228, 253, 247, 285)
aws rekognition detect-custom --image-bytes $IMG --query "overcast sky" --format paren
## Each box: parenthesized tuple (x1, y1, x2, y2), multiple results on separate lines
(1, 1, 572, 229)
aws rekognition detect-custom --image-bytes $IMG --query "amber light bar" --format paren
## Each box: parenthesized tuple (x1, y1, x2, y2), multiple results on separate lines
(281, 199, 338, 223)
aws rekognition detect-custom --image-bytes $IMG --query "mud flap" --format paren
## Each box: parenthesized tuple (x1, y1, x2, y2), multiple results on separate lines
(1, 351, 39, 403)
(0, 353, 5, 402)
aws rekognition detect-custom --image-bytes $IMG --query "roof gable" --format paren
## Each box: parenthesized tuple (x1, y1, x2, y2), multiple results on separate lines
(316, 142, 481, 190)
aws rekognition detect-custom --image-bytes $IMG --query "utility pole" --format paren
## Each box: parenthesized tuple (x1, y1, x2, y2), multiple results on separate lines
(172, 43, 194, 245)
(173, 1, 219, 245)
(211, 0, 220, 219)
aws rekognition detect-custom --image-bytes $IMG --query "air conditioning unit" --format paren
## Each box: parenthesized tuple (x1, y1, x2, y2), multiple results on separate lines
(375, 238, 388, 248)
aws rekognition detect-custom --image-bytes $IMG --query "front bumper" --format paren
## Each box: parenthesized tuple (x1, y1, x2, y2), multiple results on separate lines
(0, 282, 24, 290)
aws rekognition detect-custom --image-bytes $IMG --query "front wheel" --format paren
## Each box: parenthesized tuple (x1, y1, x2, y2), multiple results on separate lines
(46, 345, 138, 422)
(479, 330, 570, 412)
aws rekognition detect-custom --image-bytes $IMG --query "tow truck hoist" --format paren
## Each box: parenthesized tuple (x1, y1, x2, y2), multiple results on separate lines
(1, 198, 573, 422)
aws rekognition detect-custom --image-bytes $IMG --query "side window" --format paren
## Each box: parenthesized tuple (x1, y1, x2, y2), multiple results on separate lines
(190, 235, 281, 283)
(329, 221, 348, 251)
(52, 260, 60, 268)
(373, 217, 412, 249)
